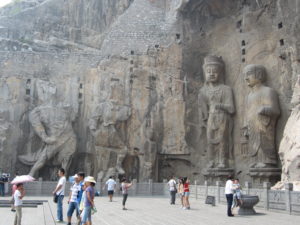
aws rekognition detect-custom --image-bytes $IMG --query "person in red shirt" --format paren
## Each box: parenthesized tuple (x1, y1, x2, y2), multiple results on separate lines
(182, 177, 190, 210)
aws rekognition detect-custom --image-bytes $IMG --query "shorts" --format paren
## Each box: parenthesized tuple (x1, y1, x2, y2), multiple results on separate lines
(67, 201, 79, 218)
(184, 192, 190, 197)
(108, 190, 114, 195)
(81, 205, 92, 223)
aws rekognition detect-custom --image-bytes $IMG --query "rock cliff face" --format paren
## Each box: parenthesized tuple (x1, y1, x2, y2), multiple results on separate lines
(0, 0, 299, 185)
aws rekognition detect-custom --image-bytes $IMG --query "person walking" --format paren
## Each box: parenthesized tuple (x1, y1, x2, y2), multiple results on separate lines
(182, 177, 190, 210)
(11, 183, 17, 212)
(52, 168, 66, 223)
(225, 175, 234, 217)
(121, 178, 132, 210)
(81, 176, 96, 225)
(13, 183, 25, 225)
(0, 172, 5, 196)
(177, 178, 184, 208)
(168, 176, 177, 205)
(67, 174, 81, 225)
(105, 176, 116, 202)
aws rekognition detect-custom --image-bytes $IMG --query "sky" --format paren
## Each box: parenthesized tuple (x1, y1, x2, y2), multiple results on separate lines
(0, 0, 13, 8)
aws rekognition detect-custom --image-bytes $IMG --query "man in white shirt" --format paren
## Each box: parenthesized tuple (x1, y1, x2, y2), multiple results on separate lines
(168, 176, 177, 205)
(14, 183, 25, 225)
(52, 168, 66, 223)
(105, 176, 116, 202)
(225, 175, 234, 217)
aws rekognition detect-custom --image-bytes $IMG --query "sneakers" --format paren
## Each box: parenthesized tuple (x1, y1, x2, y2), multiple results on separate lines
(56, 220, 64, 223)
(11, 209, 16, 212)
(67, 223, 71, 225)
(122, 207, 127, 210)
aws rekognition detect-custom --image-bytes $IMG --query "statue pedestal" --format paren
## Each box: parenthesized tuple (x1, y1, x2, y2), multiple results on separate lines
(249, 167, 281, 187)
(202, 168, 234, 184)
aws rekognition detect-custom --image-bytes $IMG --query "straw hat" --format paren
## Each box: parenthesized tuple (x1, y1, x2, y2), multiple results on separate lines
(73, 174, 79, 179)
(84, 176, 96, 184)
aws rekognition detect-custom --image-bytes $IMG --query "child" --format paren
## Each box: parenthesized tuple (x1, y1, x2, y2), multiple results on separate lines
(232, 179, 242, 208)
(14, 183, 25, 225)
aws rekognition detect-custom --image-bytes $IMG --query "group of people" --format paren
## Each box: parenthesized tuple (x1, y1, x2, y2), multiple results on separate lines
(10, 169, 134, 225)
(225, 175, 243, 217)
(105, 176, 133, 210)
(168, 176, 190, 210)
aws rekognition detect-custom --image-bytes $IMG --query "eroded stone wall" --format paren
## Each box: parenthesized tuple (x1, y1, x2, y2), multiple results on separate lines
(0, 0, 299, 185)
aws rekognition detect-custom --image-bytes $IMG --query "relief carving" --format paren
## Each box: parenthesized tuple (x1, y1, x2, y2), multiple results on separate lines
(19, 80, 77, 177)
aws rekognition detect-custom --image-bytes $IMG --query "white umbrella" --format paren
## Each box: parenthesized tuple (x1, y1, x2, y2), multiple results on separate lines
(11, 175, 35, 184)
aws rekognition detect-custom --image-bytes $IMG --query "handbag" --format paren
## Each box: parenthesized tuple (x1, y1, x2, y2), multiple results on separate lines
(53, 190, 63, 203)
(53, 194, 58, 203)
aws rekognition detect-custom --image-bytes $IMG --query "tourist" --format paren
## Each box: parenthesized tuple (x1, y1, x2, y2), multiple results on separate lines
(0, 172, 8, 196)
(182, 177, 190, 210)
(52, 168, 66, 223)
(225, 175, 234, 217)
(67, 174, 81, 225)
(81, 176, 96, 225)
(13, 183, 25, 225)
(121, 177, 133, 210)
(177, 178, 184, 208)
(76, 172, 85, 225)
(168, 175, 177, 205)
(105, 176, 116, 202)
(79, 182, 87, 224)
(11, 183, 17, 212)
(232, 179, 243, 208)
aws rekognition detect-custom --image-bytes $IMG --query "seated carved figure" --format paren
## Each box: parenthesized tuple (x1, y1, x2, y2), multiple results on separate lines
(243, 64, 280, 168)
(19, 80, 77, 178)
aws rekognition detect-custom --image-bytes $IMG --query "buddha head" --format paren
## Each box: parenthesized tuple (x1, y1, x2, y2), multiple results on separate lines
(203, 55, 224, 84)
(243, 64, 266, 88)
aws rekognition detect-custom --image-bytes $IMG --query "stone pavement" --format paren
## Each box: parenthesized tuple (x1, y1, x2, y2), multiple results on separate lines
(0, 196, 298, 225)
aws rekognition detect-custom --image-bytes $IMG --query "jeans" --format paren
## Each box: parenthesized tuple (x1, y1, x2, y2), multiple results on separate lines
(57, 195, 64, 221)
(67, 201, 79, 218)
(0, 183, 5, 196)
(170, 191, 176, 204)
(226, 194, 234, 216)
(122, 194, 128, 206)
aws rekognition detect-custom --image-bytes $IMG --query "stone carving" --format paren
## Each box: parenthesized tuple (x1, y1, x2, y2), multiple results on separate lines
(0, 111, 10, 152)
(19, 80, 77, 177)
(89, 101, 131, 181)
(198, 55, 235, 169)
(243, 64, 280, 168)
(278, 75, 300, 184)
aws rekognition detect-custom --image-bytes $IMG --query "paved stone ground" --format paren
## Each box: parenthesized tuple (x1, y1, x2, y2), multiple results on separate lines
(0, 196, 298, 225)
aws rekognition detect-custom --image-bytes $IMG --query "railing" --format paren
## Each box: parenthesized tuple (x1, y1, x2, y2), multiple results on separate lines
(13, 180, 300, 215)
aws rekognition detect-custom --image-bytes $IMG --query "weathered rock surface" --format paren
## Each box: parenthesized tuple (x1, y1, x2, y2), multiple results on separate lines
(0, 0, 299, 184)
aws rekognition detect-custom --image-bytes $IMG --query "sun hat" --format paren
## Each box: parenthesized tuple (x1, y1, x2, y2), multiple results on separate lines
(73, 174, 79, 178)
(84, 176, 96, 184)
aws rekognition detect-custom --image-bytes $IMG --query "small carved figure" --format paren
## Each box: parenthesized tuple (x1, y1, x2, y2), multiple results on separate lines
(19, 80, 77, 177)
(198, 55, 235, 168)
(243, 64, 280, 168)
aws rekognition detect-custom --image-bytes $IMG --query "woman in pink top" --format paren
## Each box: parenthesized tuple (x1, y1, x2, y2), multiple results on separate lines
(121, 177, 133, 210)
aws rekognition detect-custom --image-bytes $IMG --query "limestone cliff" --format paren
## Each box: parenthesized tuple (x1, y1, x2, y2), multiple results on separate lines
(0, 0, 299, 185)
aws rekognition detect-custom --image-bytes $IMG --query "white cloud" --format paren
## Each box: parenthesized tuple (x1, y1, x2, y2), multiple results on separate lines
(0, 0, 13, 8)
